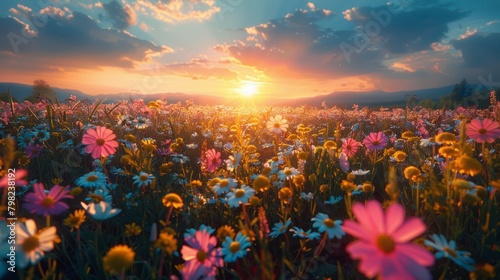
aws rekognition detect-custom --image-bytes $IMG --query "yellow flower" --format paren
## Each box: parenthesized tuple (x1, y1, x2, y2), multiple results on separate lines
(293, 174, 306, 187)
(190, 180, 202, 187)
(362, 182, 374, 193)
(162, 193, 184, 209)
(278, 187, 292, 203)
(155, 233, 178, 255)
(63, 209, 86, 232)
(103, 245, 135, 273)
(404, 166, 421, 181)
(401, 131, 415, 139)
(451, 156, 483, 176)
(392, 151, 407, 162)
(323, 140, 336, 149)
(216, 225, 236, 243)
(319, 184, 329, 194)
(125, 223, 142, 237)
(435, 132, 457, 144)
(340, 180, 357, 193)
(252, 175, 271, 192)
(438, 146, 459, 158)
(249, 196, 261, 206)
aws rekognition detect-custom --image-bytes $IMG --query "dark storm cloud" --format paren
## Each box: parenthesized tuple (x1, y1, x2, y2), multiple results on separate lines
(0, 9, 170, 71)
(101, 0, 137, 30)
(453, 32, 500, 71)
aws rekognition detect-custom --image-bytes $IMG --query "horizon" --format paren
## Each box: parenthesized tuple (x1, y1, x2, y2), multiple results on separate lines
(1, 0, 499, 99)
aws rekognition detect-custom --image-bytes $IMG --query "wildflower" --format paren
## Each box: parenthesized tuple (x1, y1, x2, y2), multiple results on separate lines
(213, 178, 237, 195)
(311, 213, 345, 239)
(470, 263, 496, 280)
(125, 223, 142, 236)
(23, 183, 72, 216)
(325, 196, 343, 205)
(401, 131, 415, 139)
(435, 132, 457, 144)
(205, 149, 222, 172)
(343, 201, 434, 279)
(76, 171, 107, 188)
(269, 219, 292, 238)
(342, 138, 360, 157)
(81, 201, 121, 221)
(184, 225, 216, 239)
(221, 232, 251, 263)
(277, 167, 300, 181)
(392, 151, 407, 162)
(362, 182, 375, 193)
(404, 166, 421, 181)
(424, 234, 475, 271)
(180, 230, 223, 279)
(103, 245, 135, 274)
(16, 219, 57, 268)
(252, 175, 271, 192)
(278, 187, 292, 203)
(0, 168, 28, 188)
(63, 209, 86, 232)
(289, 227, 320, 240)
(362, 132, 388, 150)
(134, 116, 151, 129)
(466, 118, 500, 143)
(341, 180, 357, 193)
(155, 232, 178, 255)
(82, 126, 118, 159)
(301, 192, 313, 201)
(267, 115, 289, 134)
(133, 172, 155, 187)
(162, 193, 184, 209)
(217, 225, 236, 243)
(351, 169, 370, 176)
(225, 153, 242, 171)
(451, 156, 483, 176)
(86, 187, 113, 204)
(438, 146, 459, 158)
(226, 185, 255, 207)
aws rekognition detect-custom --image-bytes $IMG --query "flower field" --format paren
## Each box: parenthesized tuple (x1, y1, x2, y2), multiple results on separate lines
(0, 95, 499, 280)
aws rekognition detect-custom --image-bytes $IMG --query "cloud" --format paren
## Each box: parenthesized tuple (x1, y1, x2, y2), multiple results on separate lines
(158, 58, 239, 80)
(453, 32, 500, 71)
(0, 7, 172, 73)
(135, 0, 220, 23)
(102, 0, 137, 30)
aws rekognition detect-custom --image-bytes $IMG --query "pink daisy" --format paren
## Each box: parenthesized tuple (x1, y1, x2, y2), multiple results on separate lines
(0, 168, 28, 188)
(342, 138, 360, 157)
(24, 183, 72, 216)
(343, 200, 434, 280)
(466, 118, 500, 143)
(180, 230, 223, 279)
(362, 132, 388, 150)
(82, 126, 119, 159)
(205, 149, 221, 173)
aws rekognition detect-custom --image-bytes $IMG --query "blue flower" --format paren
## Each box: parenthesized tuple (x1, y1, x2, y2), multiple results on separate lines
(269, 219, 292, 238)
(76, 171, 107, 188)
(311, 213, 345, 239)
(184, 225, 215, 239)
(226, 185, 255, 207)
(300, 192, 313, 201)
(213, 178, 237, 195)
(424, 234, 475, 271)
(133, 172, 155, 187)
(289, 227, 320, 240)
(325, 196, 343, 205)
(221, 232, 251, 263)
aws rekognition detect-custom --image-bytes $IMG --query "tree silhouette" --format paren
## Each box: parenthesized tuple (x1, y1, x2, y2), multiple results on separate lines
(450, 78, 471, 106)
(27, 79, 55, 102)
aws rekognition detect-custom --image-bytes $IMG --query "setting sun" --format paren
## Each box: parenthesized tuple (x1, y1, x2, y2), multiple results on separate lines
(238, 82, 259, 97)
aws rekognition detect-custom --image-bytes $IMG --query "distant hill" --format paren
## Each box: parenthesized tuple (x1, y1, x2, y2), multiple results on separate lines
(0, 82, 458, 107)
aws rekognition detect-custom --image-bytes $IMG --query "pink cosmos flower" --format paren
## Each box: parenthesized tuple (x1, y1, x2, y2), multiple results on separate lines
(343, 201, 434, 280)
(342, 138, 360, 157)
(82, 126, 118, 159)
(205, 149, 221, 173)
(0, 168, 28, 188)
(180, 230, 223, 279)
(23, 183, 72, 216)
(362, 132, 388, 150)
(466, 118, 500, 143)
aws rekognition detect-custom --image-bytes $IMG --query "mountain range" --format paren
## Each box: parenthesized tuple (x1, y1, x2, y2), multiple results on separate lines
(0, 82, 457, 107)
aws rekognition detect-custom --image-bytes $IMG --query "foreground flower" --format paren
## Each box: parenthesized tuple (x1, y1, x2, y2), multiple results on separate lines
(205, 149, 222, 172)
(221, 232, 251, 263)
(466, 118, 500, 143)
(424, 234, 475, 271)
(103, 245, 135, 274)
(266, 115, 289, 134)
(16, 219, 57, 268)
(343, 200, 434, 279)
(226, 185, 255, 207)
(342, 138, 360, 157)
(155, 232, 178, 255)
(162, 193, 184, 209)
(24, 183, 72, 216)
(362, 132, 388, 150)
(82, 126, 118, 159)
(180, 230, 223, 279)
(311, 213, 345, 239)
(81, 201, 121, 221)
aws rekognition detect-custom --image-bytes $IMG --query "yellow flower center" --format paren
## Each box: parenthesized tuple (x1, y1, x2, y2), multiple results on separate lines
(96, 138, 105, 146)
(323, 218, 335, 228)
(41, 197, 54, 207)
(443, 247, 458, 258)
(284, 169, 293, 176)
(140, 174, 149, 181)
(274, 123, 281, 128)
(478, 128, 487, 135)
(372, 140, 380, 146)
(219, 179, 229, 188)
(212, 158, 218, 164)
(196, 249, 207, 262)
(235, 189, 245, 198)
(22, 236, 40, 253)
(86, 175, 98, 182)
(229, 241, 241, 254)
(376, 234, 396, 254)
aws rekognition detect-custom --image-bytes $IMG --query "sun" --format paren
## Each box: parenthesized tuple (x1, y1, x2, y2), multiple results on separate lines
(238, 81, 259, 97)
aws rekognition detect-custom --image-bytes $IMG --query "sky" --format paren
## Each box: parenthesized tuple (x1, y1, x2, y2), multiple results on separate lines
(0, 0, 499, 99)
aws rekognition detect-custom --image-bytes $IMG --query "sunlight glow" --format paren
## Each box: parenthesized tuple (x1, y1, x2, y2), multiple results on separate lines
(238, 81, 259, 97)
